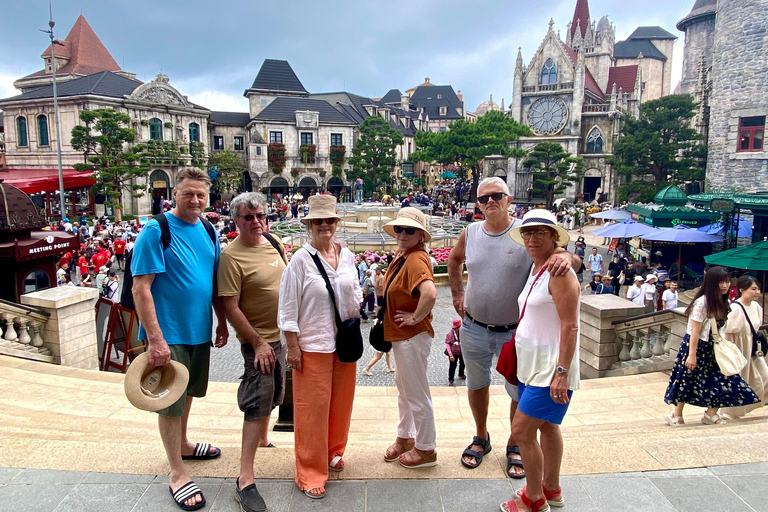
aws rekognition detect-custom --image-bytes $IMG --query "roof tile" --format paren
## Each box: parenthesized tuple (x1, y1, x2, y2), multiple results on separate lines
(249, 60, 308, 94)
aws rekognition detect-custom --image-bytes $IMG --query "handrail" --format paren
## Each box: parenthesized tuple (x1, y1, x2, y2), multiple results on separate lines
(612, 308, 687, 327)
(0, 298, 50, 321)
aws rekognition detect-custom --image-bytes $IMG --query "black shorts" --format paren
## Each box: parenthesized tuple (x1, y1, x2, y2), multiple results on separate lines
(238, 342, 286, 421)
(377, 296, 384, 307)
(116, 254, 125, 261)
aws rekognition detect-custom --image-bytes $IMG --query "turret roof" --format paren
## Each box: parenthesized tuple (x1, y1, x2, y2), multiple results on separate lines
(676, 0, 717, 31)
(247, 59, 308, 95)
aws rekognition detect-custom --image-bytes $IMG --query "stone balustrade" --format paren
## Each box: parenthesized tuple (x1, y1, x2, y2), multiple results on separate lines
(0, 299, 52, 363)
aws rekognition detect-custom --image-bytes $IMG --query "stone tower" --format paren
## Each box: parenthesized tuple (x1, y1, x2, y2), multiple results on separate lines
(676, 0, 717, 96)
(706, 0, 768, 192)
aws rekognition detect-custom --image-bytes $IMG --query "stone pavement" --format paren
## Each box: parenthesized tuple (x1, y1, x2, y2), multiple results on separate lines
(2, 464, 768, 511)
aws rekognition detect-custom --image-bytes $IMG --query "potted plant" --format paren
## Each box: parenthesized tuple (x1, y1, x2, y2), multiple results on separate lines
(164, 122, 173, 129)
(140, 119, 149, 127)
(330, 144, 346, 175)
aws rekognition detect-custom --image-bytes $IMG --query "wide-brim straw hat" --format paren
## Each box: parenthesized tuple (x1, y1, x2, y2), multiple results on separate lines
(124, 352, 189, 412)
(509, 209, 570, 247)
(383, 207, 431, 242)
(300, 195, 342, 225)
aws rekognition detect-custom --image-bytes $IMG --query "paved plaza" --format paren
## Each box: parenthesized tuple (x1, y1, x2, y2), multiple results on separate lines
(2, 464, 768, 512)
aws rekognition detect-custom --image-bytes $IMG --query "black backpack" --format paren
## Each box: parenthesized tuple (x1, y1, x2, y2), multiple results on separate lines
(120, 213, 217, 310)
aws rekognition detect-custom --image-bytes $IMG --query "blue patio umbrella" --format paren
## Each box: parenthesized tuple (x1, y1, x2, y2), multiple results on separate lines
(593, 219, 658, 239)
(642, 225, 724, 281)
(589, 208, 632, 221)
(698, 216, 753, 238)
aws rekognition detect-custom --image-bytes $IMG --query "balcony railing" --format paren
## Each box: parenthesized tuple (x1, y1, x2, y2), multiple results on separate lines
(521, 82, 574, 94)
(0, 298, 52, 363)
(583, 104, 610, 113)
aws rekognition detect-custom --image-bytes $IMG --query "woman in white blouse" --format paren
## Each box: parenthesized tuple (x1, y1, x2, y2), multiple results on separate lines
(722, 275, 768, 419)
(277, 195, 362, 500)
(501, 210, 580, 512)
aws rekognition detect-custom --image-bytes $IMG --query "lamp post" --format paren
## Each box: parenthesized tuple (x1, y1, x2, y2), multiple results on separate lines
(41, 2, 66, 219)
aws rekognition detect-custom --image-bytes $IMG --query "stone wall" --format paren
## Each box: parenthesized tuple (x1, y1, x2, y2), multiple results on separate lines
(706, 0, 768, 191)
(679, 15, 716, 96)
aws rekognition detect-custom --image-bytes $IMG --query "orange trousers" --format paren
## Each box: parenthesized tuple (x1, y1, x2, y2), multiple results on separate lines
(292, 350, 356, 491)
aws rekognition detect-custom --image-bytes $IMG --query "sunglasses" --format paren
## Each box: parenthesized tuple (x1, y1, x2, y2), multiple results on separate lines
(477, 192, 508, 204)
(311, 218, 338, 226)
(393, 226, 417, 235)
(241, 213, 267, 222)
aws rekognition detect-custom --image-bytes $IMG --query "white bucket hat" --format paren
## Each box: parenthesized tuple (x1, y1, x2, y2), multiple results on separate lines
(383, 207, 431, 242)
(508, 209, 570, 247)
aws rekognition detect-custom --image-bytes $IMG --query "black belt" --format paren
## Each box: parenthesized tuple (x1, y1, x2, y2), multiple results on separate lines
(465, 312, 517, 333)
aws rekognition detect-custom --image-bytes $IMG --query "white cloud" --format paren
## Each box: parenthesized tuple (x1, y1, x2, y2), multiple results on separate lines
(185, 90, 248, 112)
(0, 73, 20, 100)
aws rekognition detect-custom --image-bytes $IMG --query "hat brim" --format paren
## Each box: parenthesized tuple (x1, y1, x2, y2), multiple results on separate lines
(300, 212, 343, 225)
(383, 219, 431, 242)
(124, 353, 190, 412)
(508, 224, 570, 247)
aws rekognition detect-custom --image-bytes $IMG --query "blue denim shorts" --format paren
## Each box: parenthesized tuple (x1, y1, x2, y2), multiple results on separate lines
(459, 315, 518, 400)
(517, 383, 573, 425)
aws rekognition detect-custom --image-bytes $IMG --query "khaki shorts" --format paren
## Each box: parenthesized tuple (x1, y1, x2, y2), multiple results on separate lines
(238, 342, 286, 421)
(157, 342, 211, 417)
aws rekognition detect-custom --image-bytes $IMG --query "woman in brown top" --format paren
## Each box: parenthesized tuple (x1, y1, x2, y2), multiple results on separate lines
(381, 208, 438, 468)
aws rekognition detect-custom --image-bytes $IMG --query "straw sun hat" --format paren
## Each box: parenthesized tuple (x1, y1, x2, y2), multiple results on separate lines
(383, 207, 431, 242)
(508, 209, 570, 247)
(300, 195, 342, 225)
(124, 353, 189, 412)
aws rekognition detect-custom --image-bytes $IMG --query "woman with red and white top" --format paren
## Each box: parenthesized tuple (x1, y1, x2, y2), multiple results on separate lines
(501, 210, 580, 512)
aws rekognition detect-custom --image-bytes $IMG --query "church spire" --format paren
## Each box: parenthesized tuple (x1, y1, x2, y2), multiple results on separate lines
(570, 0, 591, 40)
(515, 47, 523, 72)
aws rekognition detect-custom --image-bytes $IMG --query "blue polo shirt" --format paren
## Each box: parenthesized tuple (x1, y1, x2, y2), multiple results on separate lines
(132, 213, 219, 345)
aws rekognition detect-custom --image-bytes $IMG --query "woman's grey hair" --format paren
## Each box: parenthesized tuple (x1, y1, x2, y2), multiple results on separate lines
(230, 192, 267, 219)
(478, 177, 510, 196)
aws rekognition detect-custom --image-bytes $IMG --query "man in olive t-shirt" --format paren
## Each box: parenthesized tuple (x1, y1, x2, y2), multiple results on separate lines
(218, 192, 287, 512)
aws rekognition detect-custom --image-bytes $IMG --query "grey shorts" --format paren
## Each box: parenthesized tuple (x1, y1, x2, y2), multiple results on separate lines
(238, 342, 286, 421)
(157, 342, 211, 417)
(460, 315, 518, 400)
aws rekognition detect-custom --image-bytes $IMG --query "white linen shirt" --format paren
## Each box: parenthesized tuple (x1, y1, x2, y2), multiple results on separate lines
(277, 239, 362, 353)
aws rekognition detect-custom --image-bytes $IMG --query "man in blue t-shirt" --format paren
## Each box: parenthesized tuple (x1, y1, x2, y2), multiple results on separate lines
(132, 168, 228, 511)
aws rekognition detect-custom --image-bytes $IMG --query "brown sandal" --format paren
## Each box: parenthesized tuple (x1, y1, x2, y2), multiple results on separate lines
(384, 438, 415, 462)
(399, 448, 438, 469)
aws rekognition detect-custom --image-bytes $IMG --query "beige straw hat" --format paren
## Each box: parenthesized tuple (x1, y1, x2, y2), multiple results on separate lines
(383, 207, 431, 242)
(508, 209, 570, 247)
(124, 352, 189, 412)
(300, 195, 342, 225)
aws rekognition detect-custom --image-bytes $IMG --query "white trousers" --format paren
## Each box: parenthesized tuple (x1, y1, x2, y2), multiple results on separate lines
(392, 331, 436, 451)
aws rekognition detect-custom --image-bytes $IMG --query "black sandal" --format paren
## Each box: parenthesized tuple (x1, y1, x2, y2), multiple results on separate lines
(170, 481, 206, 511)
(460, 433, 492, 469)
(506, 445, 525, 479)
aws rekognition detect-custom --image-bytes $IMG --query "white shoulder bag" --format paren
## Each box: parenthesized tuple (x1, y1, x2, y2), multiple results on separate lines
(710, 316, 747, 376)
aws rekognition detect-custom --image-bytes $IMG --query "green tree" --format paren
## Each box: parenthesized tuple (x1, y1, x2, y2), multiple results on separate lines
(348, 116, 404, 195)
(71, 109, 149, 222)
(611, 94, 706, 203)
(523, 141, 584, 209)
(411, 111, 531, 200)
(208, 150, 245, 194)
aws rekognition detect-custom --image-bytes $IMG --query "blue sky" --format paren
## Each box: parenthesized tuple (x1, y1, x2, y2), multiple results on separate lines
(0, 0, 694, 112)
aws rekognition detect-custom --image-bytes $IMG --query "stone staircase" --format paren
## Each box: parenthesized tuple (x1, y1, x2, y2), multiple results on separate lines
(0, 298, 52, 363)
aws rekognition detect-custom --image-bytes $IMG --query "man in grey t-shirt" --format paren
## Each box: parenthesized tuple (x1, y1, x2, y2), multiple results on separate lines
(448, 177, 575, 478)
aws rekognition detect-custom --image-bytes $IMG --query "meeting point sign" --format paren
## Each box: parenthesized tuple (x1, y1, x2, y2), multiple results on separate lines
(16, 234, 78, 260)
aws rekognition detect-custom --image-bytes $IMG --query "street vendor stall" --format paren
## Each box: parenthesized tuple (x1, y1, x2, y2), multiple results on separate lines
(626, 186, 719, 229)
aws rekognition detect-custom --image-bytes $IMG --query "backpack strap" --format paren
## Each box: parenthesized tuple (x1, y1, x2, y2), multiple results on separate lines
(263, 232, 288, 264)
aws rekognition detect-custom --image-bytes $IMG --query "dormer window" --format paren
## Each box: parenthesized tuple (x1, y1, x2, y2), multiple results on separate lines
(439, 106, 448, 116)
(437, 94, 442, 99)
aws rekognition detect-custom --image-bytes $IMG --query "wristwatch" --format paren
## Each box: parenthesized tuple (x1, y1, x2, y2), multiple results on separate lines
(556, 366, 569, 375)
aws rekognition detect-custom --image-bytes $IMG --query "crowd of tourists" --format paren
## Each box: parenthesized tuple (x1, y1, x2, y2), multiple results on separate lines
(116, 168, 765, 512)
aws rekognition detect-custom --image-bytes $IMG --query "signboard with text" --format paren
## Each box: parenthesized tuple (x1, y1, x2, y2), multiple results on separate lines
(16, 234, 78, 261)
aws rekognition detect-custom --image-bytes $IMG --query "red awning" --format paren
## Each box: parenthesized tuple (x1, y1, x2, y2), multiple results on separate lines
(0, 231, 80, 261)
(0, 169, 96, 194)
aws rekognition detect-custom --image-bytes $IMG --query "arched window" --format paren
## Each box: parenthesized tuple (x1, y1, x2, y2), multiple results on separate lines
(586, 128, 604, 154)
(189, 122, 200, 142)
(17, 116, 28, 147)
(37, 115, 49, 147)
(149, 118, 163, 141)
(540, 59, 557, 85)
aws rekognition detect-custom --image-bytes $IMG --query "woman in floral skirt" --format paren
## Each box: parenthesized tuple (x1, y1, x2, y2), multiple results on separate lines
(664, 266, 759, 425)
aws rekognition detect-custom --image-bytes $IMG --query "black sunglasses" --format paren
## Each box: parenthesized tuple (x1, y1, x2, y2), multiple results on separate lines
(393, 226, 417, 235)
(311, 218, 338, 226)
(241, 213, 267, 222)
(477, 192, 508, 204)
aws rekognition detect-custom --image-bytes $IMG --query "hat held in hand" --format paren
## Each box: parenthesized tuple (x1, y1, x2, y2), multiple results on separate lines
(124, 353, 189, 412)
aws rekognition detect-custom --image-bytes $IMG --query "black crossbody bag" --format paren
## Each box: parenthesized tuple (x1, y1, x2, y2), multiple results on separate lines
(735, 301, 768, 357)
(310, 252, 364, 363)
(369, 257, 407, 353)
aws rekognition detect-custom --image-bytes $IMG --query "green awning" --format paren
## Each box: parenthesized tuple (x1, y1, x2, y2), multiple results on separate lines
(626, 204, 720, 228)
(689, 193, 768, 212)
